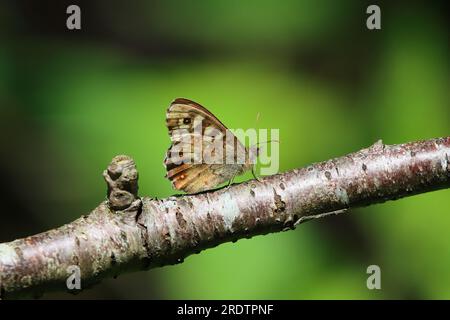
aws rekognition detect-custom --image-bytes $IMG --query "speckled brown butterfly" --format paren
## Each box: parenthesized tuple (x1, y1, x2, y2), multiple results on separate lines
(164, 98, 259, 193)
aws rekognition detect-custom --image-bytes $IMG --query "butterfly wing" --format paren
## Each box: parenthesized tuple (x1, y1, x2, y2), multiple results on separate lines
(164, 98, 247, 193)
(165, 163, 232, 194)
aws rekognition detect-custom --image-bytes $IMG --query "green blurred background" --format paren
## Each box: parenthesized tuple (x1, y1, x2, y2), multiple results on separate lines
(1, 0, 449, 299)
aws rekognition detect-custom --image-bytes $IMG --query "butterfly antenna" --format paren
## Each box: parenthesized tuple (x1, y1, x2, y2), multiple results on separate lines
(254, 112, 261, 130)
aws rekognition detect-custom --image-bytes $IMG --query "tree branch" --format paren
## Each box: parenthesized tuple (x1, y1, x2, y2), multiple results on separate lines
(1, 137, 449, 298)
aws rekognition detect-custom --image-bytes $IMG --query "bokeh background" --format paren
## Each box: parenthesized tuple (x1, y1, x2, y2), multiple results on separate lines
(1, 0, 449, 299)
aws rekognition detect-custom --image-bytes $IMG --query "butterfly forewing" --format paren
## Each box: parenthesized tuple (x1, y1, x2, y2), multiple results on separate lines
(164, 98, 249, 193)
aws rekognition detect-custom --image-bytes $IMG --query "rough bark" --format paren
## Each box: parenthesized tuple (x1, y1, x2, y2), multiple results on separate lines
(0, 137, 449, 299)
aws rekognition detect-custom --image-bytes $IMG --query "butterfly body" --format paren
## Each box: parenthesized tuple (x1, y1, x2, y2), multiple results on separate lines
(164, 98, 255, 194)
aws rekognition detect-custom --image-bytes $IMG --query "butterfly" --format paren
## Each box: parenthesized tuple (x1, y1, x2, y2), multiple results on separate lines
(164, 98, 259, 194)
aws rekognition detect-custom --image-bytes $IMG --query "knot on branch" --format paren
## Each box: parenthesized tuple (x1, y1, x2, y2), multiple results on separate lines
(103, 155, 139, 211)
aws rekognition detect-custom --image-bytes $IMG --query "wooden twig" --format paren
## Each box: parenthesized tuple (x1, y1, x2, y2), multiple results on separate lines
(0, 137, 449, 298)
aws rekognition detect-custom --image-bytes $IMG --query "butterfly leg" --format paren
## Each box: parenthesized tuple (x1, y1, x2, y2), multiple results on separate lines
(252, 166, 263, 182)
(226, 175, 236, 188)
